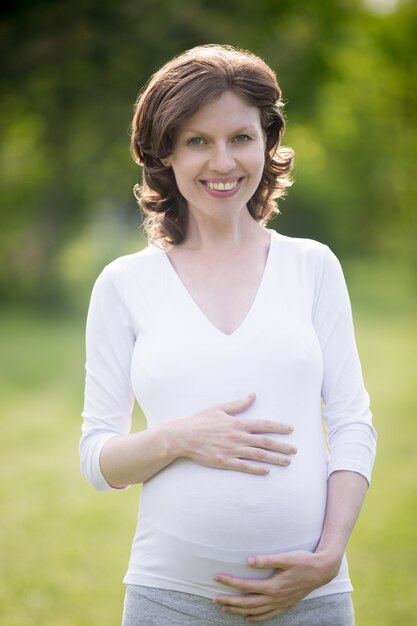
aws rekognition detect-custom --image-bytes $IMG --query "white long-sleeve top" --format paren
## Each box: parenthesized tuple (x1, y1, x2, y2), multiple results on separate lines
(80, 228, 377, 599)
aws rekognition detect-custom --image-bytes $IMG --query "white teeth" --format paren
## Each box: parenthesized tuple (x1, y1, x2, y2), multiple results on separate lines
(206, 180, 239, 191)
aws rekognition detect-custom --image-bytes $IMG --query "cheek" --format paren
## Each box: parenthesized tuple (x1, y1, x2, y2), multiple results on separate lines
(249, 148, 266, 180)
(170, 154, 201, 183)
(248, 154, 266, 194)
(247, 140, 265, 165)
(169, 164, 201, 201)
(170, 171, 187, 198)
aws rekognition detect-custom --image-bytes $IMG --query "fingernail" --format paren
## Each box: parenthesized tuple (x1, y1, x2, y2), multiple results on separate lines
(248, 556, 257, 567)
(248, 392, 256, 399)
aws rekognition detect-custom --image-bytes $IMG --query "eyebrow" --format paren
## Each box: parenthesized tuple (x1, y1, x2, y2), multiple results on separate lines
(180, 124, 260, 136)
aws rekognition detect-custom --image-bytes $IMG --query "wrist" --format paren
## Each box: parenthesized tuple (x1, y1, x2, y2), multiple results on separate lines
(313, 548, 344, 581)
(160, 417, 188, 461)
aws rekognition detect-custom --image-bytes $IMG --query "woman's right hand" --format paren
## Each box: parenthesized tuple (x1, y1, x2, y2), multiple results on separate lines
(170, 393, 297, 475)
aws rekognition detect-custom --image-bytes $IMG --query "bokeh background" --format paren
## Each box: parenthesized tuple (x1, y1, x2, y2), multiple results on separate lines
(1, 0, 416, 624)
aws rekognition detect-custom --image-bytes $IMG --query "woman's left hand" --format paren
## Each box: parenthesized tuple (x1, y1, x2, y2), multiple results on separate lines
(212, 550, 340, 623)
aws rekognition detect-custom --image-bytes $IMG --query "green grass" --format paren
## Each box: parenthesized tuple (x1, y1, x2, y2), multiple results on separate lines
(343, 259, 417, 625)
(0, 259, 416, 625)
(0, 310, 142, 626)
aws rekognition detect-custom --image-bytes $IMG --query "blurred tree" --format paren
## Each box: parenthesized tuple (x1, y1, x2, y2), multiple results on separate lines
(0, 0, 415, 302)
(261, 0, 417, 260)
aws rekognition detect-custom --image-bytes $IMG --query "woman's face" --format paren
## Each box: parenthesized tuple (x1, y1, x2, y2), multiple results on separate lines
(163, 90, 265, 223)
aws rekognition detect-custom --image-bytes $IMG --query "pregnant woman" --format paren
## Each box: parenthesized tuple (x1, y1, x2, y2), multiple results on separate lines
(80, 44, 377, 625)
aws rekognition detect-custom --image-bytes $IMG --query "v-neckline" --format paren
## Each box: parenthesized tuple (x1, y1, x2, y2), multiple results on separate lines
(155, 228, 276, 338)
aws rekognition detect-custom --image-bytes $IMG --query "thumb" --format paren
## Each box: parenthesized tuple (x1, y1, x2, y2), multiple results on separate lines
(218, 393, 256, 416)
(248, 551, 301, 569)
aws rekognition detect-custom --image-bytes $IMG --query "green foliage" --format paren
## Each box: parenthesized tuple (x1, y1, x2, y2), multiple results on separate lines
(0, 259, 416, 625)
(0, 0, 416, 301)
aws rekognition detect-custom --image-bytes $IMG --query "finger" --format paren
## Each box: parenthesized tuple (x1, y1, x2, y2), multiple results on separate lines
(248, 551, 304, 569)
(217, 393, 257, 416)
(245, 420, 294, 435)
(227, 458, 270, 476)
(246, 608, 285, 622)
(242, 434, 297, 456)
(221, 603, 277, 616)
(240, 447, 293, 467)
(213, 593, 268, 609)
(214, 574, 268, 593)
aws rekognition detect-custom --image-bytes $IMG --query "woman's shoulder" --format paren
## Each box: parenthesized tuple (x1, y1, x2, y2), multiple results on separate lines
(271, 229, 333, 258)
(101, 240, 164, 275)
(270, 230, 343, 284)
(92, 241, 167, 299)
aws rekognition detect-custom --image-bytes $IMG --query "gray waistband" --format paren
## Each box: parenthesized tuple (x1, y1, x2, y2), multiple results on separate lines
(122, 585, 354, 626)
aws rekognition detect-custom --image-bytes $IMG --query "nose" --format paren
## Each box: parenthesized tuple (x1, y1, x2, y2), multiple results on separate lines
(209, 142, 235, 173)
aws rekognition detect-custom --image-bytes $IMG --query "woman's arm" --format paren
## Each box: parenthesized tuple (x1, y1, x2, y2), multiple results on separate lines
(314, 469, 368, 571)
(100, 393, 297, 488)
(212, 470, 369, 622)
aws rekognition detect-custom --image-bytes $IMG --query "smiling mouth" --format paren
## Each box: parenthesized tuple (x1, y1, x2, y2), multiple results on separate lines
(201, 178, 243, 192)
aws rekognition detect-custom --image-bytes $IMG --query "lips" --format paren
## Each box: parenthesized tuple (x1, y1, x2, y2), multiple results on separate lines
(205, 179, 239, 191)
(200, 177, 244, 196)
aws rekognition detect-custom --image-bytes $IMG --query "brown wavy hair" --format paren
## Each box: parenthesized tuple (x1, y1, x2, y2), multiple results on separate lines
(130, 44, 294, 246)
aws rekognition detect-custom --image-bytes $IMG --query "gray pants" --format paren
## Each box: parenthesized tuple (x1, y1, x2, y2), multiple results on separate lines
(122, 585, 355, 626)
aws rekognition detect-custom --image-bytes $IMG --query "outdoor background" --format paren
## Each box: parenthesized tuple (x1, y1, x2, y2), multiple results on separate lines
(1, 0, 416, 624)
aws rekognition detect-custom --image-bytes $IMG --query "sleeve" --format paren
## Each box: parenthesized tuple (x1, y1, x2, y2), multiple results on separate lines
(79, 265, 136, 491)
(312, 245, 377, 485)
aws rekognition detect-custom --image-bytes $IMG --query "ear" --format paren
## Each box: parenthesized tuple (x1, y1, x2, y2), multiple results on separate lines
(161, 157, 171, 167)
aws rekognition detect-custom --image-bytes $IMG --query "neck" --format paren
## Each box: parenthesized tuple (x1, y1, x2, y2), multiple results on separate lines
(180, 208, 267, 253)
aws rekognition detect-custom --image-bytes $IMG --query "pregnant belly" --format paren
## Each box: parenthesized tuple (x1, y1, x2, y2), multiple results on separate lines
(139, 451, 329, 553)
